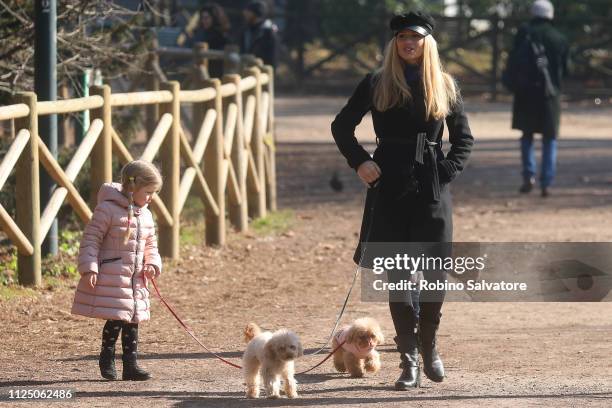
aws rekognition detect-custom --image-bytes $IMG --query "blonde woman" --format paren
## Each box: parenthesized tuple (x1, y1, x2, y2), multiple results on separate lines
(331, 11, 474, 389)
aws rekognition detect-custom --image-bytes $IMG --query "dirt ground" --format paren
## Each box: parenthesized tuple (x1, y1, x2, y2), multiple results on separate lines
(1, 97, 611, 407)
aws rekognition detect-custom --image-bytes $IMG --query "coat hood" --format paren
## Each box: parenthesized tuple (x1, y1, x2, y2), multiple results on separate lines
(97, 182, 129, 208)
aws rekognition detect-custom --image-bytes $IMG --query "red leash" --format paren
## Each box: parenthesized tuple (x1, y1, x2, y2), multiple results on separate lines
(297, 340, 345, 375)
(151, 278, 242, 369)
(151, 277, 345, 373)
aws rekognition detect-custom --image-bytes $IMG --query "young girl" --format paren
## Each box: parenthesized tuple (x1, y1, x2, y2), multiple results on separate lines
(71, 160, 163, 381)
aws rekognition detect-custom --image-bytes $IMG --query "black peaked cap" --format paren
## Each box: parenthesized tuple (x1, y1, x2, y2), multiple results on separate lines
(390, 11, 435, 37)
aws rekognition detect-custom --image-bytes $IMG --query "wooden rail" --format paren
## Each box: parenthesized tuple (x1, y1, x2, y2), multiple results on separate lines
(0, 65, 276, 286)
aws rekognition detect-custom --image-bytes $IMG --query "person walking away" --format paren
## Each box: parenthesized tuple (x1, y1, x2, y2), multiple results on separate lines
(502, 0, 569, 197)
(240, 0, 279, 68)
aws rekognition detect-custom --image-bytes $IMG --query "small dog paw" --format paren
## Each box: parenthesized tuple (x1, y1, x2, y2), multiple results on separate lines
(365, 359, 381, 373)
(287, 391, 298, 398)
(267, 393, 280, 399)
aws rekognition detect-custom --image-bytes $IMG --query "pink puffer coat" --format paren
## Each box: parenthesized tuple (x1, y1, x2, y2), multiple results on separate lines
(71, 182, 162, 323)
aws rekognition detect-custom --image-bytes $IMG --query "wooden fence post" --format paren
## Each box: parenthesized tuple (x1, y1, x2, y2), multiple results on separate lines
(203, 78, 225, 246)
(89, 85, 113, 208)
(263, 65, 277, 212)
(58, 81, 71, 147)
(245, 66, 266, 219)
(223, 74, 248, 232)
(14, 92, 41, 286)
(159, 81, 180, 258)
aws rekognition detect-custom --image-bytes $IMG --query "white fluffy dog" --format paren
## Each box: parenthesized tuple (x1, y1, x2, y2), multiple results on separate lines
(242, 323, 304, 399)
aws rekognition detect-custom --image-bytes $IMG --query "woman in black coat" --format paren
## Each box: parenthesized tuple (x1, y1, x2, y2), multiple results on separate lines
(331, 12, 474, 390)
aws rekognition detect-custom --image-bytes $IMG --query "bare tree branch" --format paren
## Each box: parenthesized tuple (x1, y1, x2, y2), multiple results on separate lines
(0, 0, 155, 96)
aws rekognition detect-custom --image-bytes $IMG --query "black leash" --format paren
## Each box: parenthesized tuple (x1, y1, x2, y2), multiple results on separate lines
(306, 178, 381, 356)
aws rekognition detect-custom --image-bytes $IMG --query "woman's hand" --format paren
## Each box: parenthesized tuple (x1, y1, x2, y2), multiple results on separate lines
(86, 272, 97, 289)
(357, 160, 382, 186)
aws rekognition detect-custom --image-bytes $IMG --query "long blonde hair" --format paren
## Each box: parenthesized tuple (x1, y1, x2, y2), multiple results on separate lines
(120, 160, 163, 243)
(372, 35, 459, 120)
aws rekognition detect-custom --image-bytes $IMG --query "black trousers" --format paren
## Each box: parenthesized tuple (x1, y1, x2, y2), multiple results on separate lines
(101, 320, 139, 358)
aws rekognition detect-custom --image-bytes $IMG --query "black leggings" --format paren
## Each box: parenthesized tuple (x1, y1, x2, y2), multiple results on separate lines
(389, 301, 444, 336)
(388, 268, 446, 336)
(101, 320, 139, 357)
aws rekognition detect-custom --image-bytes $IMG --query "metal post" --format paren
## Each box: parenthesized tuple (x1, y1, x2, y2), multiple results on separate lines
(35, 0, 58, 256)
(76, 69, 91, 145)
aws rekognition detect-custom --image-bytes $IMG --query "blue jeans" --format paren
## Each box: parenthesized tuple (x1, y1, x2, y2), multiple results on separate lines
(521, 133, 557, 188)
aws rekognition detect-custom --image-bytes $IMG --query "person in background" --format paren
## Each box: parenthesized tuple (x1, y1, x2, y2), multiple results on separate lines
(503, 0, 569, 197)
(240, 0, 279, 68)
(184, 2, 230, 78)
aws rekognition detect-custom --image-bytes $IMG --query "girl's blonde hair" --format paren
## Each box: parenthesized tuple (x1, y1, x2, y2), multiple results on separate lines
(372, 35, 459, 120)
(120, 160, 163, 243)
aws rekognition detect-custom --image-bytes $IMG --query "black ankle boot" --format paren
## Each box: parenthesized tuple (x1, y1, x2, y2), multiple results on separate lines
(419, 320, 445, 382)
(122, 355, 151, 381)
(394, 335, 420, 390)
(121, 324, 151, 381)
(99, 348, 117, 380)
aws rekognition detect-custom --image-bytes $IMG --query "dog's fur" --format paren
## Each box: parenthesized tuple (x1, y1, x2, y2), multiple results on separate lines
(242, 323, 303, 399)
(332, 317, 384, 377)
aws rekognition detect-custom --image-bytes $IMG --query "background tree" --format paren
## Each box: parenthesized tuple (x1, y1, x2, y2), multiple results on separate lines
(0, 0, 155, 99)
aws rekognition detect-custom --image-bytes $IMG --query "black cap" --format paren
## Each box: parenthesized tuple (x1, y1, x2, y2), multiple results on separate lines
(390, 11, 435, 37)
(245, 0, 267, 18)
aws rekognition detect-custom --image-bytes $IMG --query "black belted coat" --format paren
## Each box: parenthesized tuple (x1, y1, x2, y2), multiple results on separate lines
(331, 73, 474, 266)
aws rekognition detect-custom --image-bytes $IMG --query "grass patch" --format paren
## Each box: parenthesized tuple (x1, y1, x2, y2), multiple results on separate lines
(182, 194, 205, 223)
(0, 284, 38, 301)
(181, 194, 206, 246)
(41, 230, 81, 280)
(1, 228, 81, 291)
(181, 222, 205, 246)
(251, 210, 294, 235)
(0, 248, 17, 286)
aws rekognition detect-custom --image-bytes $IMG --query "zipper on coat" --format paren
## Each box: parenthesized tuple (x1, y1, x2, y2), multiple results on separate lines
(131, 214, 141, 322)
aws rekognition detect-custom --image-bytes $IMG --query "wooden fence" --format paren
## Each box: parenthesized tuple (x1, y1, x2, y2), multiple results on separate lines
(0, 65, 276, 286)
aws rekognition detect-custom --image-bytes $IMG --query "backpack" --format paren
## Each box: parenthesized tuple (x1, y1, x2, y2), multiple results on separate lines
(502, 27, 556, 98)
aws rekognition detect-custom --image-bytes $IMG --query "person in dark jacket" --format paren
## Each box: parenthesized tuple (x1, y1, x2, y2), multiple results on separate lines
(240, 0, 278, 67)
(331, 11, 474, 390)
(184, 3, 230, 78)
(506, 0, 569, 196)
